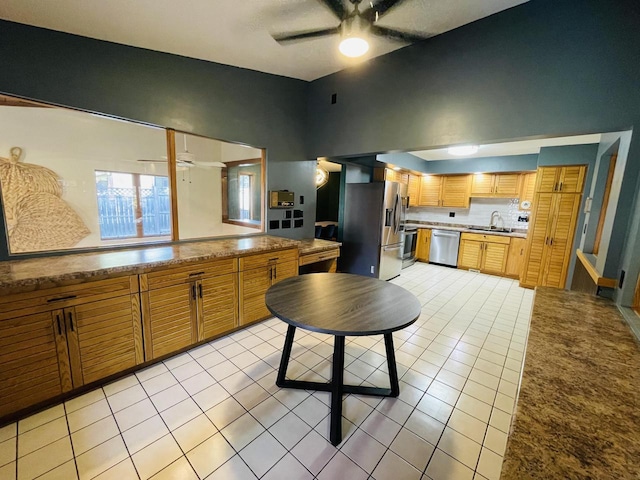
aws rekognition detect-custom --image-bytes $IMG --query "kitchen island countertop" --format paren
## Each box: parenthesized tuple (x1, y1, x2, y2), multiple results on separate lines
(501, 288, 640, 479)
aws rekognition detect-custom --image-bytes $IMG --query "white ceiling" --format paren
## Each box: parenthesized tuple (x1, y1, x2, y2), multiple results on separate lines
(409, 134, 603, 161)
(0, 0, 528, 81)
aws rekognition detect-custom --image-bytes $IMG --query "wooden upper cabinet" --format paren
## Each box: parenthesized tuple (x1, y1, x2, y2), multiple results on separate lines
(535, 166, 586, 193)
(470, 174, 494, 196)
(519, 172, 537, 209)
(441, 175, 471, 207)
(407, 175, 421, 206)
(471, 173, 520, 197)
(493, 174, 520, 196)
(419, 175, 442, 206)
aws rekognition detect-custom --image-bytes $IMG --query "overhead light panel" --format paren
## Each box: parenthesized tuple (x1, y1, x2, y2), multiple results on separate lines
(448, 145, 479, 156)
(339, 37, 369, 57)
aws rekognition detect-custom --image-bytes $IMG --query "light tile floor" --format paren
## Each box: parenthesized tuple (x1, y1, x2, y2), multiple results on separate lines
(0, 263, 533, 480)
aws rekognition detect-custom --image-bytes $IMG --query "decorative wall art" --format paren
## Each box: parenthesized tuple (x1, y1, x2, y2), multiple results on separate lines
(0, 147, 90, 252)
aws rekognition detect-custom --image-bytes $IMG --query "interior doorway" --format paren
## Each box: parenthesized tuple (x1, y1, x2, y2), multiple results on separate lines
(315, 160, 342, 240)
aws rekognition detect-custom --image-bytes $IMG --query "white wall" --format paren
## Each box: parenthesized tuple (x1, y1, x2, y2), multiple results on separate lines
(176, 133, 223, 239)
(0, 106, 167, 249)
(408, 197, 528, 230)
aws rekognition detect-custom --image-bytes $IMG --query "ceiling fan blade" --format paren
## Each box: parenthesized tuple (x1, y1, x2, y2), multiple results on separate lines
(317, 0, 346, 20)
(137, 159, 167, 163)
(370, 25, 432, 43)
(361, 0, 407, 22)
(195, 161, 227, 168)
(273, 27, 340, 43)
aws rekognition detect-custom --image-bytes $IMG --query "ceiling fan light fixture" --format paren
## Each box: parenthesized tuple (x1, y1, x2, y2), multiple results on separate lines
(448, 145, 479, 156)
(339, 37, 369, 57)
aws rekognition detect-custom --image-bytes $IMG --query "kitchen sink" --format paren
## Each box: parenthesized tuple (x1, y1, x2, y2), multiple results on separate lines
(468, 226, 513, 233)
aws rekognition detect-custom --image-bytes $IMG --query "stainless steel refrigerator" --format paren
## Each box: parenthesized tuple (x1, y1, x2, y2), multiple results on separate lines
(341, 181, 407, 280)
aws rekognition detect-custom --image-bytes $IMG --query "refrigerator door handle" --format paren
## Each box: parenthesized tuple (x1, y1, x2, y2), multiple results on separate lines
(383, 245, 403, 251)
(393, 193, 401, 235)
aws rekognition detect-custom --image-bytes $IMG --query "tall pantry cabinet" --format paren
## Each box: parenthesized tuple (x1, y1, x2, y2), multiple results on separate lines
(520, 165, 586, 289)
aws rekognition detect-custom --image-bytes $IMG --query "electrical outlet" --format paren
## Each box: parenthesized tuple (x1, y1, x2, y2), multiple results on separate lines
(370, 266, 375, 274)
(449, 212, 455, 217)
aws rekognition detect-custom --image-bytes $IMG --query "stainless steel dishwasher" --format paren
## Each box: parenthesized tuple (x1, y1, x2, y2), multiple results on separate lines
(429, 229, 461, 267)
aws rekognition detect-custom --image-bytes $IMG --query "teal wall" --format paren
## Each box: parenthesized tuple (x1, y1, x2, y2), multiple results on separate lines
(307, 0, 640, 306)
(0, 20, 312, 260)
(377, 153, 539, 174)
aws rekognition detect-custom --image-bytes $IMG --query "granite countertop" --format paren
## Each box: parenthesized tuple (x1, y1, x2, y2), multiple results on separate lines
(405, 221, 527, 239)
(298, 238, 342, 255)
(501, 288, 640, 479)
(0, 235, 300, 291)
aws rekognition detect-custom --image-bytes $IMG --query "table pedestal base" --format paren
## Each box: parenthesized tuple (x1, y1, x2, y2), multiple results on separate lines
(276, 325, 400, 446)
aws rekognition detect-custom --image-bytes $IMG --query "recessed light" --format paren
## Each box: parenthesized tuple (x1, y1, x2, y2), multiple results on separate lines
(448, 145, 479, 156)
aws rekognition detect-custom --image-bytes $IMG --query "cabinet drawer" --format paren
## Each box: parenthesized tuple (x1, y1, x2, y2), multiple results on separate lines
(239, 248, 298, 271)
(299, 248, 340, 266)
(145, 258, 237, 290)
(460, 233, 511, 244)
(0, 276, 137, 320)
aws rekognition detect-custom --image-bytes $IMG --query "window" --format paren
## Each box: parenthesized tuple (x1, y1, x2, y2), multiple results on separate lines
(238, 173, 253, 220)
(95, 171, 171, 240)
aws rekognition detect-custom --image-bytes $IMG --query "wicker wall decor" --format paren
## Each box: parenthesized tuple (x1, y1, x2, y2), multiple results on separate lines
(0, 147, 90, 252)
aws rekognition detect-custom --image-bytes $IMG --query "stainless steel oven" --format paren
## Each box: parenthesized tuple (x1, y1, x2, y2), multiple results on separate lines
(402, 227, 417, 268)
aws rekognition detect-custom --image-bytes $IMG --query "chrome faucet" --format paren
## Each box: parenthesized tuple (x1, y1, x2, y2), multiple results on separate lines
(490, 211, 503, 229)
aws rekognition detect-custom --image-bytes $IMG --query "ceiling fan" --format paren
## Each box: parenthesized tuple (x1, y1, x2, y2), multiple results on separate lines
(272, 0, 430, 57)
(137, 134, 226, 168)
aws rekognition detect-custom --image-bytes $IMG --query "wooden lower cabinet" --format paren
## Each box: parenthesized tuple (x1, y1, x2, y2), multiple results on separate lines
(416, 229, 431, 261)
(141, 257, 238, 360)
(0, 312, 69, 418)
(505, 238, 527, 279)
(521, 193, 582, 288)
(0, 276, 142, 419)
(239, 249, 298, 326)
(458, 233, 511, 275)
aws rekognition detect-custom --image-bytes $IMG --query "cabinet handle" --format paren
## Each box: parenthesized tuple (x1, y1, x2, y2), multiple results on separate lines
(188, 271, 205, 277)
(191, 284, 197, 300)
(559, 182, 563, 191)
(545, 236, 549, 245)
(198, 284, 203, 298)
(550, 238, 554, 246)
(269, 267, 273, 281)
(67, 311, 74, 332)
(520, 248, 524, 255)
(56, 314, 62, 335)
(268, 258, 279, 262)
(554, 182, 558, 191)
(47, 295, 77, 303)
(273, 266, 277, 280)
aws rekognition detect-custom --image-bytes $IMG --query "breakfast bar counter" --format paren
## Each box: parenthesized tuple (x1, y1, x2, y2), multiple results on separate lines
(501, 288, 640, 478)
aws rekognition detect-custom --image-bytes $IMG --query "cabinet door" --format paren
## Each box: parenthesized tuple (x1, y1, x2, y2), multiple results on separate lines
(274, 260, 298, 284)
(418, 175, 442, 206)
(198, 274, 238, 340)
(482, 242, 509, 274)
(0, 312, 71, 418)
(458, 240, 483, 269)
(470, 174, 494, 196)
(543, 194, 582, 288)
(145, 283, 197, 359)
(505, 238, 527, 278)
(521, 193, 554, 287)
(416, 229, 431, 261)
(441, 175, 471, 208)
(493, 174, 520, 197)
(535, 167, 559, 193)
(519, 173, 537, 209)
(239, 266, 272, 326)
(407, 175, 421, 206)
(557, 166, 586, 193)
(67, 295, 143, 385)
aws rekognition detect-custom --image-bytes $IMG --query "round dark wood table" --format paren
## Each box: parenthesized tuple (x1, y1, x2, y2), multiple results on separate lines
(265, 273, 421, 445)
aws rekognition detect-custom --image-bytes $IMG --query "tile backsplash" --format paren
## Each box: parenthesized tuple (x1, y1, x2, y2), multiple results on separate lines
(408, 198, 529, 229)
